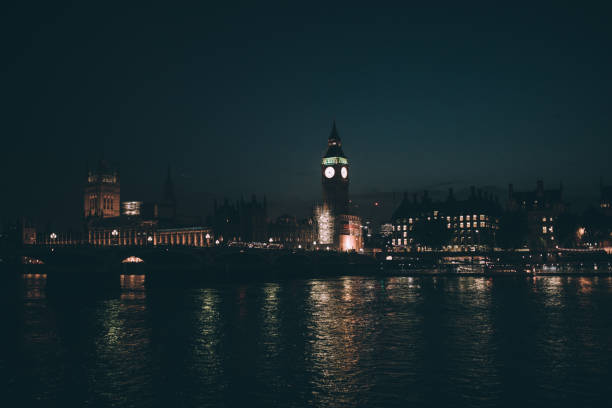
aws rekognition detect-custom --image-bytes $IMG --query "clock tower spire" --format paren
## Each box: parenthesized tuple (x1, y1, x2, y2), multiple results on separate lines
(322, 121, 349, 215)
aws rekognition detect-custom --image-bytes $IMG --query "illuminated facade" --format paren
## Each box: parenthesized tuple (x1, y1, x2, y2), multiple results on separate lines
(391, 187, 502, 252)
(122, 201, 142, 216)
(315, 203, 335, 245)
(84, 160, 120, 218)
(88, 222, 213, 247)
(84, 162, 214, 247)
(338, 214, 363, 252)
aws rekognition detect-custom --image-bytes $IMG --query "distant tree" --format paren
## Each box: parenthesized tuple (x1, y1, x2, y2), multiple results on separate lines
(581, 207, 612, 246)
(556, 213, 579, 248)
(497, 212, 528, 249)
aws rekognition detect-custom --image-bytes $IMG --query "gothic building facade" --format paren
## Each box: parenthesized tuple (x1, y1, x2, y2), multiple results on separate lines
(84, 160, 120, 219)
(84, 163, 212, 248)
(211, 195, 268, 243)
(268, 214, 316, 249)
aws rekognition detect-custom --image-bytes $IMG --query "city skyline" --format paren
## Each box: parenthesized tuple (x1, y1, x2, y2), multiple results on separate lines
(4, 2, 612, 226)
(3, 128, 607, 229)
(4, 4, 612, 408)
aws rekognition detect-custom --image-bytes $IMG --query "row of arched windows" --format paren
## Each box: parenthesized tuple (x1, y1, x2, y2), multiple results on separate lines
(103, 196, 114, 210)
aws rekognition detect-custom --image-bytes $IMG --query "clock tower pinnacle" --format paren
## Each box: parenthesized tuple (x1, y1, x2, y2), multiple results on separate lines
(321, 121, 349, 215)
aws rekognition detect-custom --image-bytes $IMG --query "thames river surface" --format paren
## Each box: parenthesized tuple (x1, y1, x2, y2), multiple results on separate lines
(2, 273, 612, 407)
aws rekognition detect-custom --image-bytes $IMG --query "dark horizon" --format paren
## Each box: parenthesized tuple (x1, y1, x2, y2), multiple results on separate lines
(3, 2, 612, 227)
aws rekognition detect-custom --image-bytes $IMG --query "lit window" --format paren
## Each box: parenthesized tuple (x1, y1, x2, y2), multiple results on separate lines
(403, 225, 407, 230)
(403, 239, 408, 245)
(447, 223, 451, 229)
(549, 226, 553, 232)
(403, 232, 407, 238)
(460, 223, 464, 228)
(446, 216, 450, 221)
(434, 210, 439, 217)
(392, 239, 396, 245)
(467, 222, 471, 228)
(480, 214, 484, 220)
(542, 226, 547, 234)
(409, 218, 413, 224)
(480, 222, 485, 227)
(460, 216, 464, 221)
(542, 217, 546, 222)
(466, 215, 470, 221)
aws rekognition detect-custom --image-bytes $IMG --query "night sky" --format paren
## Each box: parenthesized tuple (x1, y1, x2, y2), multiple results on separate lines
(3, 1, 612, 227)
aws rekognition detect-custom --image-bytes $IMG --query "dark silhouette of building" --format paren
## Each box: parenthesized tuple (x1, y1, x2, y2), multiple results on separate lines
(158, 166, 177, 222)
(212, 195, 268, 243)
(268, 214, 316, 249)
(507, 180, 566, 248)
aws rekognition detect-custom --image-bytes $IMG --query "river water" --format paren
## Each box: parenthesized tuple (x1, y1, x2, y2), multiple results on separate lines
(1, 273, 612, 407)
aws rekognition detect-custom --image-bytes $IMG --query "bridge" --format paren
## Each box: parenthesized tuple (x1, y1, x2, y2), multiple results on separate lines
(2, 245, 378, 282)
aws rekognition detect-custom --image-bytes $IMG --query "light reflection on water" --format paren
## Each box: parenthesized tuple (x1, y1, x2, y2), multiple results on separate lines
(2, 274, 612, 407)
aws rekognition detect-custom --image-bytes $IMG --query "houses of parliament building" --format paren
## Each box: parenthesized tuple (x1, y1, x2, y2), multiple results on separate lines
(15, 122, 364, 252)
(81, 122, 363, 252)
(83, 161, 213, 248)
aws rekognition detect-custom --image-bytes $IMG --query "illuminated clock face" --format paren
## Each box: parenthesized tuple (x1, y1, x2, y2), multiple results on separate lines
(341, 166, 348, 179)
(324, 166, 335, 178)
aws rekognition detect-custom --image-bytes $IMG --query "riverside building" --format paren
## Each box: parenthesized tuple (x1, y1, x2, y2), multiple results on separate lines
(391, 187, 502, 252)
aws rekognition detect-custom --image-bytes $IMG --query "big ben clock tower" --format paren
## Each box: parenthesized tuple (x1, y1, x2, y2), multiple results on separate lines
(317, 121, 362, 251)
(322, 121, 349, 215)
